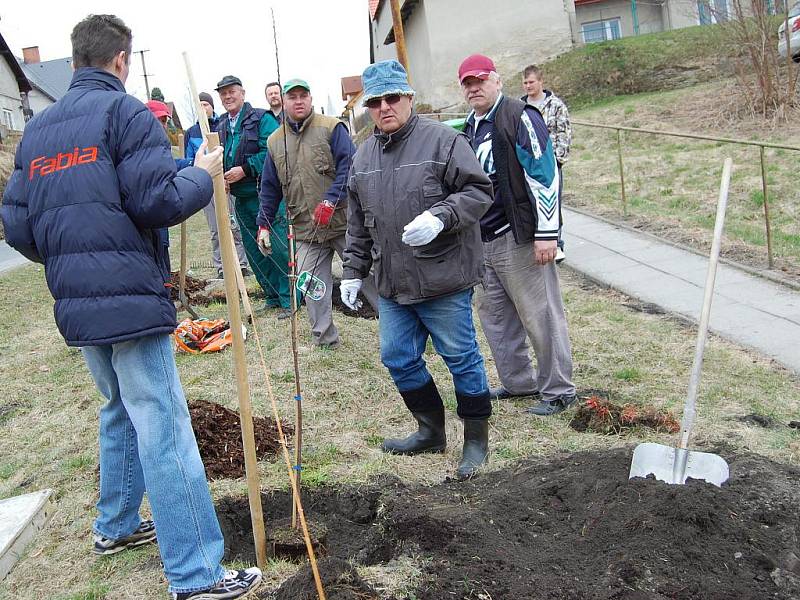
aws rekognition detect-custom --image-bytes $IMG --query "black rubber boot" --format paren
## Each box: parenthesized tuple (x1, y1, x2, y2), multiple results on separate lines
(381, 407, 447, 455)
(457, 418, 489, 480)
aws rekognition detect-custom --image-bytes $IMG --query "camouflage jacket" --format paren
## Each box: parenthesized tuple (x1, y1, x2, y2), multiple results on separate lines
(522, 90, 572, 166)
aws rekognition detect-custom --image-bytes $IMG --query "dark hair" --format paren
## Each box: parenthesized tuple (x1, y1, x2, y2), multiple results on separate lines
(71, 14, 132, 69)
(523, 64, 542, 80)
(265, 81, 281, 92)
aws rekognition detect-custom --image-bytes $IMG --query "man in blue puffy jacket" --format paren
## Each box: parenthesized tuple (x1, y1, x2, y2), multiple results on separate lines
(0, 14, 262, 600)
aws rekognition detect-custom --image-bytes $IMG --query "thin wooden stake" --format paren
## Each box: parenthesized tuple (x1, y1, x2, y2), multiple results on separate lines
(617, 128, 628, 217)
(390, 0, 411, 82)
(759, 146, 774, 269)
(287, 225, 302, 529)
(183, 52, 267, 569)
(178, 133, 188, 302)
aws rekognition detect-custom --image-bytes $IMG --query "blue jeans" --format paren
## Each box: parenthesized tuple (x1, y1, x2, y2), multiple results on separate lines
(378, 289, 491, 419)
(81, 334, 225, 594)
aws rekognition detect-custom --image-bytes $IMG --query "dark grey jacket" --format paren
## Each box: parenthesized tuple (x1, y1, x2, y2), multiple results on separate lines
(343, 113, 493, 304)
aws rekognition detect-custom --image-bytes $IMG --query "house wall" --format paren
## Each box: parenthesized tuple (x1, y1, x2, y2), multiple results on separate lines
(27, 88, 53, 118)
(372, 0, 575, 110)
(664, 0, 703, 28)
(576, 0, 666, 39)
(0, 60, 25, 131)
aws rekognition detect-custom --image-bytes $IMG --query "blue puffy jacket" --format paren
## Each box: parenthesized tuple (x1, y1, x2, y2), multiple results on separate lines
(0, 67, 213, 346)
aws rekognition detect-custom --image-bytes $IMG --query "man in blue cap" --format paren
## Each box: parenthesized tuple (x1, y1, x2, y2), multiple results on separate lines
(342, 60, 494, 479)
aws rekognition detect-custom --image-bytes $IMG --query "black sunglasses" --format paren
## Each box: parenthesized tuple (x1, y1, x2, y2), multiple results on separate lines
(365, 94, 405, 109)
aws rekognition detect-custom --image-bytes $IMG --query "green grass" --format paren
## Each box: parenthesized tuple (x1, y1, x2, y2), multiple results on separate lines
(568, 81, 800, 275)
(540, 24, 734, 110)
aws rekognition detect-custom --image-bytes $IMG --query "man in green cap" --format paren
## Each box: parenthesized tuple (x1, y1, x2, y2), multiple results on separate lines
(258, 78, 378, 347)
(216, 75, 291, 316)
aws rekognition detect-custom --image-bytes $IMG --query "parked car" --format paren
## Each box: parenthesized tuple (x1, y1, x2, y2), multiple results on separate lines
(778, 1, 800, 62)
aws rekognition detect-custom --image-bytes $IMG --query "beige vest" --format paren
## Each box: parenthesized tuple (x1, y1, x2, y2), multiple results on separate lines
(267, 113, 348, 242)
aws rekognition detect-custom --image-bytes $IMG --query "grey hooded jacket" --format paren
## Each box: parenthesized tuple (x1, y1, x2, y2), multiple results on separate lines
(343, 113, 493, 304)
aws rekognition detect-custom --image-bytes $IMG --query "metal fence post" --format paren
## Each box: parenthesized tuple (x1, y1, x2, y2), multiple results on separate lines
(759, 145, 774, 269)
(616, 128, 628, 217)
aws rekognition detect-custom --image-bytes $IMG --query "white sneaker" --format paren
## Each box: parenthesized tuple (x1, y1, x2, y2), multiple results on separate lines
(172, 567, 263, 599)
(555, 247, 566, 264)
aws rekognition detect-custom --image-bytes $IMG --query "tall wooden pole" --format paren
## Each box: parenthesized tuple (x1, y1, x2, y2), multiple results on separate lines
(183, 52, 267, 569)
(390, 0, 411, 82)
(177, 134, 188, 302)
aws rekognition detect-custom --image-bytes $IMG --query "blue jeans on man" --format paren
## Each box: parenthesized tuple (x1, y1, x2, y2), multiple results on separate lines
(81, 334, 226, 594)
(378, 289, 491, 419)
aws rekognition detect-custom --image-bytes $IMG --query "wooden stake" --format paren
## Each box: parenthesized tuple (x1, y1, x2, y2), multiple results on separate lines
(287, 224, 302, 528)
(390, 0, 411, 82)
(183, 52, 267, 569)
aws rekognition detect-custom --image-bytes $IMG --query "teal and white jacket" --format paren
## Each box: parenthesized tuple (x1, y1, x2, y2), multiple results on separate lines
(464, 93, 560, 242)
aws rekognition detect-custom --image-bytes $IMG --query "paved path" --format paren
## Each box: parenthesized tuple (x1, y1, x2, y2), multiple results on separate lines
(563, 208, 800, 375)
(0, 241, 28, 275)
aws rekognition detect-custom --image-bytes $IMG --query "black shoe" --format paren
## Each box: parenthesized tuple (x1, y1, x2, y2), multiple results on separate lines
(241, 267, 253, 278)
(490, 386, 540, 401)
(525, 393, 577, 416)
(172, 568, 262, 599)
(382, 408, 447, 455)
(92, 520, 156, 555)
(457, 418, 489, 479)
(276, 308, 292, 320)
(215, 269, 225, 280)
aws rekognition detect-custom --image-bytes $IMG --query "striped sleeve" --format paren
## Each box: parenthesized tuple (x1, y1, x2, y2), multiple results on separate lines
(515, 106, 560, 240)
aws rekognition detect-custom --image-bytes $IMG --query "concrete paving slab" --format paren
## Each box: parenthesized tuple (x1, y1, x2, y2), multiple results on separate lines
(0, 489, 54, 580)
(563, 209, 800, 374)
(0, 242, 28, 275)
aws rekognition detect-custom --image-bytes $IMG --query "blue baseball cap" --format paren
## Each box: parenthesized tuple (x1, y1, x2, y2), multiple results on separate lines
(361, 60, 414, 106)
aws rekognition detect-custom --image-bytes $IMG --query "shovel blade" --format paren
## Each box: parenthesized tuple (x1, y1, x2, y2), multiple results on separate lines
(629, 442, 729, 487)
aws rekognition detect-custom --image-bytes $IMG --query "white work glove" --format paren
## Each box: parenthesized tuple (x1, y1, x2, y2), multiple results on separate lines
(257, 226, 271, 255)
(340, 278, 363, 311)
(401, 210, 445, 246)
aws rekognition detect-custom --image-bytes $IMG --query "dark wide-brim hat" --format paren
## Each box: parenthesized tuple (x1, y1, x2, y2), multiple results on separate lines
(361, 60, 414, 106)
(215, 75, 243, 91)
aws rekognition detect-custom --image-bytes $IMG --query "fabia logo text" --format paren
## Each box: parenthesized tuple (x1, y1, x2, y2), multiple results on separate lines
(29, 147, 98, 180)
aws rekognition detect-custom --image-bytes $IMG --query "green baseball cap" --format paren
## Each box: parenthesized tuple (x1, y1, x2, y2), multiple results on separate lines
(282, 78, 310, 94)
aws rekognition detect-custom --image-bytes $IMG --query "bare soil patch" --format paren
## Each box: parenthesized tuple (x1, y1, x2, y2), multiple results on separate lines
(218, 448, 800, 599)
(188, 399, 292, 479)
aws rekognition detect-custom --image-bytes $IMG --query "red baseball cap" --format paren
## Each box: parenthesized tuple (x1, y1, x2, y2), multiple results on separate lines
(458, 54, 496, 83)
(146, 100, 171, 120)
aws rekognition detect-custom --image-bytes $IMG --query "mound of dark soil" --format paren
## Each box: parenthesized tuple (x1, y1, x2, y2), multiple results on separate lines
(218, 448, 800, 599)
(169, 271, 213, 306)
(267, 557, 384, 600)
(188, 399, 292, 479)
(331, 279, 378, 320)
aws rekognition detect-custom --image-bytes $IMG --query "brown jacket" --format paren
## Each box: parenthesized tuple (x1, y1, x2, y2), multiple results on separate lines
(267, 112, 348, 242)
(343, 114, 493, 304)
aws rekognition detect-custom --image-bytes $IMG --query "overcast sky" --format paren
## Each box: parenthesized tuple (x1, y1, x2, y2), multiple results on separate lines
(1, 0, 371, 125)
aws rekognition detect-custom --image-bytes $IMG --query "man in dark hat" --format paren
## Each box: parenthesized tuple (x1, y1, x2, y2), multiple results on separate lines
(184, 91, 248, 279)
(216, 75, 290, 314)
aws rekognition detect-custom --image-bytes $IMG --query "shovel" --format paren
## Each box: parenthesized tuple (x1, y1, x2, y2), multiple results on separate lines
(629, 158, 732, 488)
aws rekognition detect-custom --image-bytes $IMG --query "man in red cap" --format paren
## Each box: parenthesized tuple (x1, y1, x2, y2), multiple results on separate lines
(458, 54, 576, 417)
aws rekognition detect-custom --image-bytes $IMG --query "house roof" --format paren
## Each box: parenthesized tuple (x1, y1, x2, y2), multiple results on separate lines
(18, 57, 73, 101)
(341, 75, 362, 101)
(369, 0, 381, 20)
(0, 33, 32, 95)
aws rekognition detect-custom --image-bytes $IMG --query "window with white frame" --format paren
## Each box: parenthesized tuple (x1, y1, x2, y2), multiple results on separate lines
(698, 0, 730, 24)
(1, 109, 14, 130)
(581, 18, 622, 43)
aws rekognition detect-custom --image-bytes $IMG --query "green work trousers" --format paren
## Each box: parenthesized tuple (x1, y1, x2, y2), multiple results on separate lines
(233, 194, 291, 309)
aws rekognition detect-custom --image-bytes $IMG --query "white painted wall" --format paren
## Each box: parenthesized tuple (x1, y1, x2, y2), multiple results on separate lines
(0, 60, 25, 131)
(372, 0, 575, 110)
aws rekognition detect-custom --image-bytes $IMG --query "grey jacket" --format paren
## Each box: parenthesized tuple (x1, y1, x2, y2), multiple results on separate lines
(343, 113, 493, 304)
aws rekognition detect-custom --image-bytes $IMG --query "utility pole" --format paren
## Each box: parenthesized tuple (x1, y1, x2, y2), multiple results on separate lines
(135, 50, 152, 99)
(389, 0, 411, 83)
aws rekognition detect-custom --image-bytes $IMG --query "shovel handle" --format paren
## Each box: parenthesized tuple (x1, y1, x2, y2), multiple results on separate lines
(680, 158, 732, 449)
